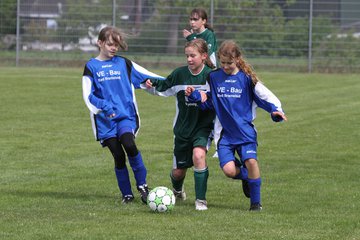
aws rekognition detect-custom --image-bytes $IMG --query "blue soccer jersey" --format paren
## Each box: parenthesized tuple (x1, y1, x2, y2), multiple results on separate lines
(194, 68, 284, 145)
(82, 55, 162, 141)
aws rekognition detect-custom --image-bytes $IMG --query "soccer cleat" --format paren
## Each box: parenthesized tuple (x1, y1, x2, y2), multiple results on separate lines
(195, 199, 208, 211)
(122, 194, 134, 204)
(242, 179, 250, 198)
(137, 184, 149, 204)
(249, 203, 263, 211)
(173, 187, 187, 201)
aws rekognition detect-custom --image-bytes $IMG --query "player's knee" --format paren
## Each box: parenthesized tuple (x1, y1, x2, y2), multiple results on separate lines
(120, 133, 138, 156)
(123, 142, 138, 156)
(114, 159, 126, 169)
(222, 164, 237, 178)
(192, 147, 206, 162)
(105, 138, 127, 169)
(223, 169, 237, 178)
(244, 158, 258, 170)
(111, 150, 126, 169)
(172, 168, 186, 180)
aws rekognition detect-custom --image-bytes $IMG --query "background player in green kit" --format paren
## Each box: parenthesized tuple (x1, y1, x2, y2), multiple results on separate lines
(145, 39, 216, 210)
(183, 8, 218, 66)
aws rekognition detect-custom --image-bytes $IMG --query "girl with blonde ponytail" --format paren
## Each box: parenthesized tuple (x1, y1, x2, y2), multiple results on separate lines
(186, 40, 287, 211)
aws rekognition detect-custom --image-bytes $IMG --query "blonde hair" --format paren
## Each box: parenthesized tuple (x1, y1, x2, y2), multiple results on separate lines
(98, 26, 128, 51)
(185, 39, 216, 69)
(218, 40, 259, 85)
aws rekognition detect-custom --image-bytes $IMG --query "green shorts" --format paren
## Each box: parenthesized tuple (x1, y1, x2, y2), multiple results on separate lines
(173, 131, 211, 169)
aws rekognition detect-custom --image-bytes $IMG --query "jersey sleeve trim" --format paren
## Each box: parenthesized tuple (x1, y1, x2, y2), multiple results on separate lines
(82, 75, 101, 114)
(253, 82, 284, 114)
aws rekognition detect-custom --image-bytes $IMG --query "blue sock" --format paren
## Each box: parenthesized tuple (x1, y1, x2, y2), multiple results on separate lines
(128, 152, 147, 186)
(233, 166, 248, 180)
(248, 178, 261, 205)
(114, 167, 133, 196)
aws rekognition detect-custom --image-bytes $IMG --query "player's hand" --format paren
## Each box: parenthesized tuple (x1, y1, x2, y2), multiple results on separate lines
(145, 79, 153, 88)
(199, 91, 208, 103)
(272, 111, 287, 121)
(183, 29, 192, 38)
(185, 86, 195, 96)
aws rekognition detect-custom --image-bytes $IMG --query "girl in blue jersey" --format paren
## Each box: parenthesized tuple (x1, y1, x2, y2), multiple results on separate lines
(82, 26, 163, 204)
(186, 40, 287, 211)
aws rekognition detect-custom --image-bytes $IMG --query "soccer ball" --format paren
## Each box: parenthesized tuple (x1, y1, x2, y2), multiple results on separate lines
(147, 186, 175, 212)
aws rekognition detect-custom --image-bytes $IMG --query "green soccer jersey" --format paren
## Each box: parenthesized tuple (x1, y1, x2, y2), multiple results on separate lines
(150, 65, 215, 140)
(186, 28, 217, 66)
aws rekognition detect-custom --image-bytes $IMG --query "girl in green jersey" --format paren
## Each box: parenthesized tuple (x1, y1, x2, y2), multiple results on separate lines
(145, 39, 216, 210)
(183, 8, 218, 66)
(183, 8, 219, 158)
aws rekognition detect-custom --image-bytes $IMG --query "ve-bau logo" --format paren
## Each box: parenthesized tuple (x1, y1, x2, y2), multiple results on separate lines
(216, 86, 243, 94)
(96, 70, 122, 82)
(216, 86, 243, 98)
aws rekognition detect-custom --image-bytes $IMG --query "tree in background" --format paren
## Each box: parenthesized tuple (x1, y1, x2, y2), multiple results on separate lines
(281, 16, 334, 57)
(0, 0, 17, 49)
(56, 0, 113, 50)
(213, 0, 291, 57)
(314, 29, 360, 72)
(118, 0, 155, 35)
(153, 0, 213, 54)
(0, 0, 17, 35)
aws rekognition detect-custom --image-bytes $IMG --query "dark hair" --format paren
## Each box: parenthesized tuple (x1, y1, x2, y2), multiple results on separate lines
(185, 39, 216, 69)
(190, 8, 213, 32)
(218, 40, 259, 85)
(98, 26, 128, 50)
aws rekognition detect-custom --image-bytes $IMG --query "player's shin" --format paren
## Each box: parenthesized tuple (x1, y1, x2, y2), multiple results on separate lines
(194, 167, 209, 200)
(170, 171, 185, 192)
(128, 152, 147, 186)
(248, 177, 262, 204)
(114, 167, 133, 197)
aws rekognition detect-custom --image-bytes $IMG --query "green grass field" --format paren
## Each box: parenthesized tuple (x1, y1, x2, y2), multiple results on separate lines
(0, 67, 359, 240)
